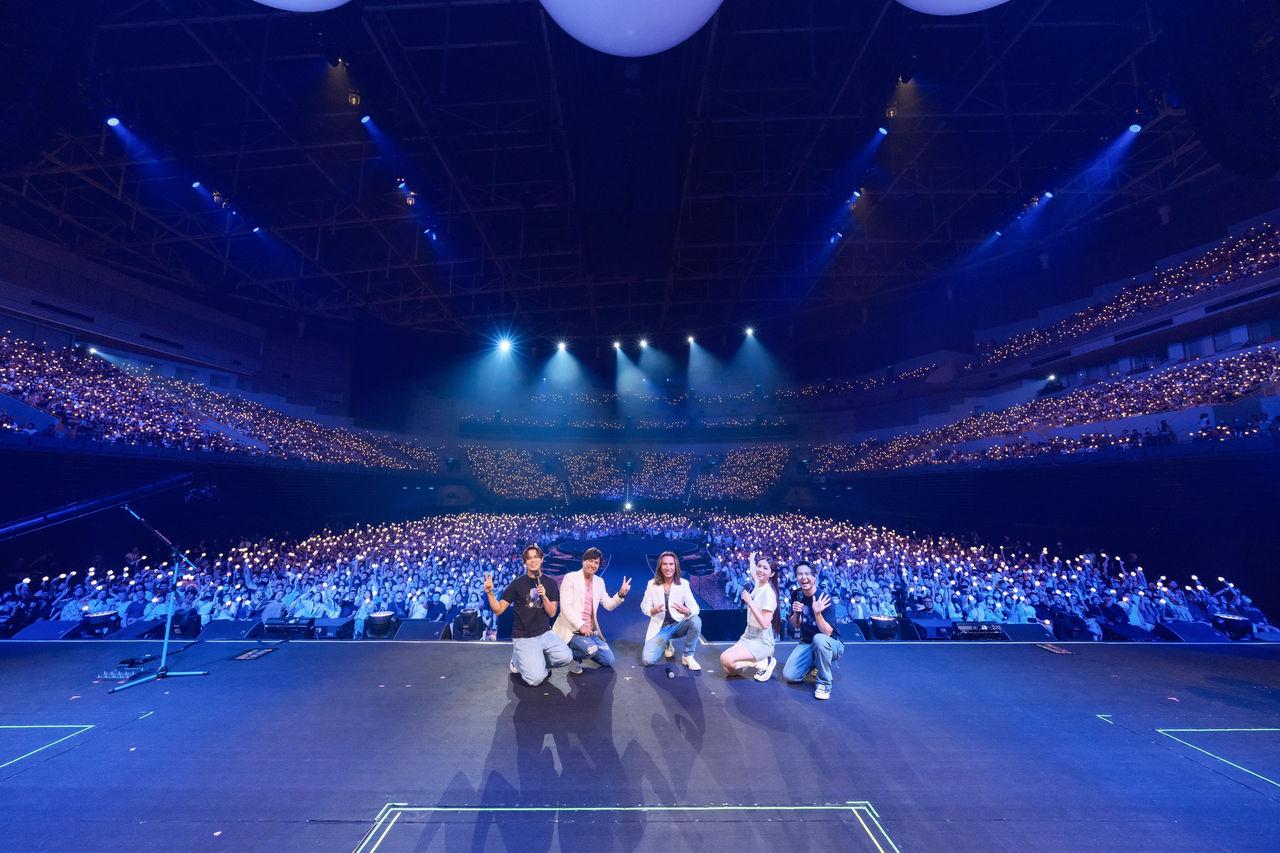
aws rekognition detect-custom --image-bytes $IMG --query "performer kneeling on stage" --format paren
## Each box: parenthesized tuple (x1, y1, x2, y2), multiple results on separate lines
(553, 547, 631, 675)
(720, 553, 780, 681)
(484, 544, 572, 686)
(780, 562, 843, 699)
(641, 551, 703, 671)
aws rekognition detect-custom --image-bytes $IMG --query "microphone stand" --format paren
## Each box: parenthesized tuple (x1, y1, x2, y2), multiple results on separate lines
(108, 504, 209, 693)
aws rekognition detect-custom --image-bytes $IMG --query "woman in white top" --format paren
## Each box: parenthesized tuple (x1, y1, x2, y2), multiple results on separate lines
(719, 553, 781, 680)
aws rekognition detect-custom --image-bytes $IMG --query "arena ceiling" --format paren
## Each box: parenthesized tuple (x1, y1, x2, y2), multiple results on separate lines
(1, 0, 1278, 350)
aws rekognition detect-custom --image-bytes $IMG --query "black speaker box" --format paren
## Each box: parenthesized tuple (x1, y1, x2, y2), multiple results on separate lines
(312, 617, 354, 639)
(1153, 621, 1230, 642)
(12, 620, 81, 639)
(1000, 623, 1056, 642)
(108, 619, 167, 640)
(697, 609, 747, 643)
(905, 619, 954, 641)
(198, 619, 264, 640)
(394, 619, 447, 640)
(1101, 622, 1159, 642)
(840, 622, 867, 642)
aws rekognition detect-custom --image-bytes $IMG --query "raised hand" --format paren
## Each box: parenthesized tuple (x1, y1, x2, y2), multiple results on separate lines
(483, 573, 494, 594)
(813, 593, 831, 616)
(619, 576, 632, 596)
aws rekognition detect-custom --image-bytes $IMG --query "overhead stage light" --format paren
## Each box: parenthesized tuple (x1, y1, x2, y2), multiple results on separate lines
(639, 339, 648, 349)
(687, 336, 695, 344)
(106, 117, 120, 127)
(557, 341, 566, 351)
(498, 339, 512, 353)
(829, 231, 844, 244)
(540, 0, 723, 57)
(613, 341, 621, 349)
(745, 327, 754, 336)
(1128, 123, 1142, 134)
(877, 126, 888, 136)
(191, 180, 201, 189)
(360, 115, 371, 125)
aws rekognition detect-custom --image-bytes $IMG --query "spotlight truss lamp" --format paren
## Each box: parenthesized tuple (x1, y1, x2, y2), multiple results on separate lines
(557, 341, 567, 351)
(877, 126, 888, 136)
(745, 327, 754, 336)
(106, 117, 120, 127)
(613, 341, 621, 349)
(639, 339, 648, 349)
(829, 230, 844, 245)
(498, 339, 512, 354)
(360, 114, 371, 125)
(687, 336, 695, 344)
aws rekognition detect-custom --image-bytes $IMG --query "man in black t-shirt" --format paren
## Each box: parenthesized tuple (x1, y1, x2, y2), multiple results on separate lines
(484, 544, 572, 686)
(780, 562, 844, 700)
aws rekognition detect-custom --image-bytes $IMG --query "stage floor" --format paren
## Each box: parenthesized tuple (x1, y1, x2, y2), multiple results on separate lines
(1, 635, 1278, 852)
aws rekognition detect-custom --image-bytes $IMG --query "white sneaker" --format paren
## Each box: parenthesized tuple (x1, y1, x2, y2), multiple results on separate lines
(815, 683, 831, 700)
(682, 655, 701, 671)
(753, 656, 776, 682)
(664, 644, 675, 659)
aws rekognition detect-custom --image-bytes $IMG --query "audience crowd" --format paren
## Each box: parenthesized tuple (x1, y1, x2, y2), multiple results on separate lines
(971, 223, 1280, 369)
(813, 345, 1280, 473)
(0, 335, 441, 471)
(4, 511, 1271, 643)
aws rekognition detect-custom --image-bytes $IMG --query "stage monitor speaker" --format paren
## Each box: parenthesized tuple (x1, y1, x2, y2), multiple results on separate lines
(395, 619, 447, 640)
(312, 617, 354, 639)
(840, 622, 867, 642)
(1153, 621, 1230, 642)
(1101, 623, 1159, 642)
(952, 621, 1006, 641)
(198, 619, 264, 640)
(697, 609, 746, 643)
(1001, 623, 1056, 642)
(12, 620, 82, 639)
(108, 619, 166, 640)
(905, 619, 954, 641)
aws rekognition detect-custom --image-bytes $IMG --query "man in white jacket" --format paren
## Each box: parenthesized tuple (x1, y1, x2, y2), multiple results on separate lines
(553, 547, 631, 675)
(640, 551, 703, 671)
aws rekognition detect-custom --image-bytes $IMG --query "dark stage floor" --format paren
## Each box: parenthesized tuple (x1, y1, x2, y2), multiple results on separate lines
(2, 634, 1279, 853)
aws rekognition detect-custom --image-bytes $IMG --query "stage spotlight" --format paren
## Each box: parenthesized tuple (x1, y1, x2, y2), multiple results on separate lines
(639, 338, 648, 348)
(745, 327, 754, 336)
(252, 226, 261, 233)
(1128, 123, 1142, 134)
(397, 180, 407, 190)
(557, 341, 566, 351)
(360, 115, 371, 124)
(829, 230, 844, 244)
(1043, 191, 1054, 200)
(191, 180, 201, 189)
(994, 230, 1003, 238)
(106, 117, 120, 127)
(423, 227, 438, 241)
(88, 348, 97, 355)
(687, 336, 695, 344)
(613, 341, 621, 349)
(624, 502, 633, 510)
(877, 126, 888, 135)
(498, 339, 512, 353)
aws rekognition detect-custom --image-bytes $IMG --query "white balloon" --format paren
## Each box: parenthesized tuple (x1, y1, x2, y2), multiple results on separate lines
(895, 0, 1012, 15)
(251, 0, 352, 12)
(540, 0, 723, 58)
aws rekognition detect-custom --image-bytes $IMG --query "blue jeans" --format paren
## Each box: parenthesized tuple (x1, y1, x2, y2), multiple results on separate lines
(568, 633, 615, 667)
(782, 634, 844, 689)
(642, 616, 702, 665)
(511, 631, 573, 686)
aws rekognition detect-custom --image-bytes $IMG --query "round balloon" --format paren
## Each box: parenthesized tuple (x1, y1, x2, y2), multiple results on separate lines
(895, 0, 1012, 15)
(540, 0, 723, 58)
(251, 0, 352, 12)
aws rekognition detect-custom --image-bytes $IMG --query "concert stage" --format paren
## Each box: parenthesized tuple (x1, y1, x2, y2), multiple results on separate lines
(1, 632, 1278, 852)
